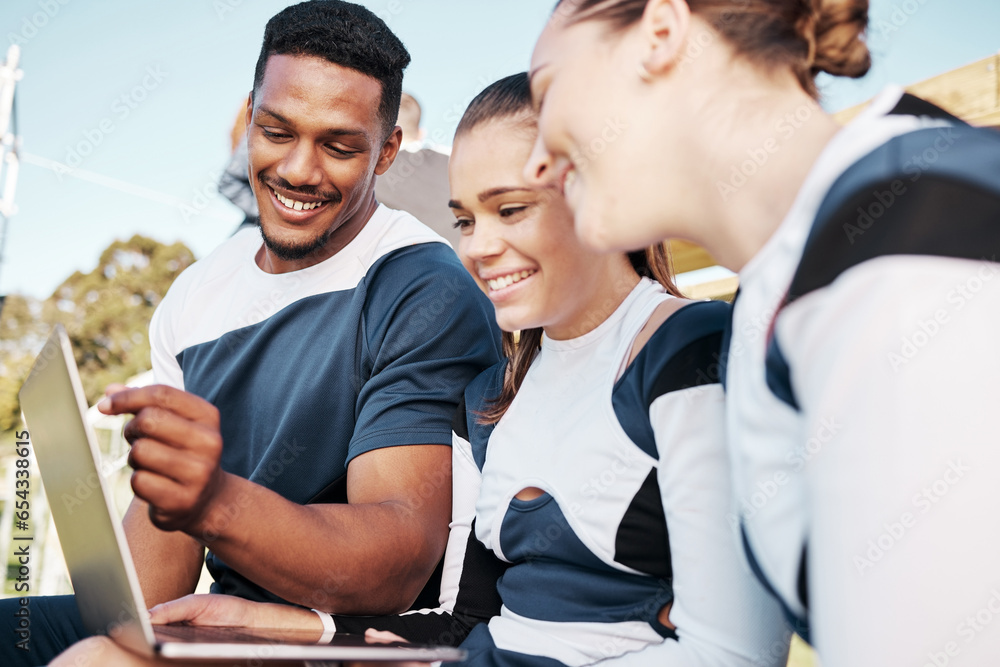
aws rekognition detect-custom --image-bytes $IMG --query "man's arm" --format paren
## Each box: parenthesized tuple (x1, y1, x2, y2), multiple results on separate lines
(123, 497, 205, 607)
(103, 384, 451, 614)
(195, 443, 452, 614)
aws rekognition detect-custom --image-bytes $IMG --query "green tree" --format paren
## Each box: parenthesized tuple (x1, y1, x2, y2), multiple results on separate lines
(0, 235, 195, 432)
(0, 294, 47, 433)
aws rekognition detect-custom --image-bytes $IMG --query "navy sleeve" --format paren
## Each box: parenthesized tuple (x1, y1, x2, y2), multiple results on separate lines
(612, 300, 730, 457)
(348, 244, 502, 461)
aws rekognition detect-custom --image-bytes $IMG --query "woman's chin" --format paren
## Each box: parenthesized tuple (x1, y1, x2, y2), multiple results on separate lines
(575, 212, 635, 254)
(575, 203, 670, 255)
(494, 309, 540, 336)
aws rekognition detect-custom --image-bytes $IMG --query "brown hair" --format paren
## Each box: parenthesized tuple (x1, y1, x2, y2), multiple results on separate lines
(456, 73, 682, 424)
(555, 0, 871, 98)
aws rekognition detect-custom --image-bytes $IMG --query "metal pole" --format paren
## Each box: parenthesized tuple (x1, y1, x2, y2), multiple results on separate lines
(0, 45, 20, 140)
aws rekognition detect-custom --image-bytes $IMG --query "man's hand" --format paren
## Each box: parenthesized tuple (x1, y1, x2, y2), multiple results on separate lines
(101, 387, 451, 613)
(100, 385, 226, 534)
(150, 594, 321, 634)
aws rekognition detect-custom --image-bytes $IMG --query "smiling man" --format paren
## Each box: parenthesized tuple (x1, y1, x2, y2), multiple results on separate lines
(0, 3, 500, 665)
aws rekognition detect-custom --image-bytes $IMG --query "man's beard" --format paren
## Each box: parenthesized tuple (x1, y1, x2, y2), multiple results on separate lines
(256, 174, 344, 260)
(259, 225, 332, 261)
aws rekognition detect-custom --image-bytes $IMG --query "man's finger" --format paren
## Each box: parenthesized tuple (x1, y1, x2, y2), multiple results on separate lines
(131, 470, 197, 529)
(128, 438, 212, 486)
(99, 384, 220, 427)
(124, 407, 224, 456)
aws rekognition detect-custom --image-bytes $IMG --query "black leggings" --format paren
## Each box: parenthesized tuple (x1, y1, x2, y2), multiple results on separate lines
(0, 595, 89, 667)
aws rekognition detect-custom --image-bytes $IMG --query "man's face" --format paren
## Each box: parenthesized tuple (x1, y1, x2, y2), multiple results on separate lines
(247, 54, 398, 270)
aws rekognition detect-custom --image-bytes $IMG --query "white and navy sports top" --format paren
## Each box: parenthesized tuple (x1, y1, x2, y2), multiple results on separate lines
(724, 87, 1000, 666)
(435, 279, 787, 666)
(149, 205, 501, 606)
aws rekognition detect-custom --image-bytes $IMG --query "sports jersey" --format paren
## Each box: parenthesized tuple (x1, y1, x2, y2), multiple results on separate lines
(725, 87, 1000, 666)
(433, 279, 788, 666)
(149, 204, 501, 605)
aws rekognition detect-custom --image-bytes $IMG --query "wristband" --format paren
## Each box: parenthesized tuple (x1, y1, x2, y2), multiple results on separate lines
(311, 609, 336, 644)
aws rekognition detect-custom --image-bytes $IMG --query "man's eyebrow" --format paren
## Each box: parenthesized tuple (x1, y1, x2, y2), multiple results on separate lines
(256, 106, 291, 125)
(255, 106, 369, 141)
(324, 128, 369, 139)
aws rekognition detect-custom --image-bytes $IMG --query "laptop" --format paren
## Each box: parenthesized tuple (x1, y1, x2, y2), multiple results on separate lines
(18, 325, 467, 663)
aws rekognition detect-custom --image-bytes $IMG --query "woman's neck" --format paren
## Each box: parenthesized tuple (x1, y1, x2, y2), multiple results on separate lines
(671, 64, 842, 272)
(543, 261, 641, 341)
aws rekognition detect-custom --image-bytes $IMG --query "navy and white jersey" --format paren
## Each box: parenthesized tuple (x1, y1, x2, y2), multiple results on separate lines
(149, 204, 501, 605)
(726, 87, 1000, 666)
(447, 280, 788, 666)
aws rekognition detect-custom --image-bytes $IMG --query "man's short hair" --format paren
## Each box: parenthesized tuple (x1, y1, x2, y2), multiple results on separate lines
(252, 1, 411, 139)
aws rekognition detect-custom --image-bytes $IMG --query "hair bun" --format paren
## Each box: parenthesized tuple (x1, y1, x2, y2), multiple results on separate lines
(811, 0, 872, 78)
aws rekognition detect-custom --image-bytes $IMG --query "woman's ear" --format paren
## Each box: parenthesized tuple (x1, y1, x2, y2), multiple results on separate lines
(639, 0, 692, 76)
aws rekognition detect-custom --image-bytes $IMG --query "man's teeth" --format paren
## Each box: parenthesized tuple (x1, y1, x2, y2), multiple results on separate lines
(274, 190, 324, 211)
(487, 270, 535, 291)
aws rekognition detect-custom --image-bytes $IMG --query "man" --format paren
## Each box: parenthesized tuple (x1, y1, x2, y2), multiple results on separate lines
(374, 93, 461, 247)
(2, 3, 499, 664)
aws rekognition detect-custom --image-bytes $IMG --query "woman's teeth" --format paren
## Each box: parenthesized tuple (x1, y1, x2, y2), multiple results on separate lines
(487, 270, 535, 291)
(274, 189, 324, 211)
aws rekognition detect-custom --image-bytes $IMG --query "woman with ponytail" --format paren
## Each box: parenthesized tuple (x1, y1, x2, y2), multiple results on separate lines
(525, 1, 1000, 665)
(441, 72, 786, 666)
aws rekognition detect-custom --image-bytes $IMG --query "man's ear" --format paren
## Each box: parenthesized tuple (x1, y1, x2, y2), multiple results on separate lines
(640, 0, 692, 75)
(375, 125, 403, 176)
(244, 92, 254, 132)
(244, 93, 256, 192)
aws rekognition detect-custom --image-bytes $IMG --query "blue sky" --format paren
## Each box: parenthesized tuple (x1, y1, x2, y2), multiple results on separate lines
(0, 0, 997, 299)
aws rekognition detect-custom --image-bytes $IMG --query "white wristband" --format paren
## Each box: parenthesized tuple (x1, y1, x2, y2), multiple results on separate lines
(311, 609, 336, 644)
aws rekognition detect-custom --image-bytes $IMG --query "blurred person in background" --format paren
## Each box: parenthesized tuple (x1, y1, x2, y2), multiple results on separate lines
(218, 100, 259, 233)
(375, 92, 461, 247)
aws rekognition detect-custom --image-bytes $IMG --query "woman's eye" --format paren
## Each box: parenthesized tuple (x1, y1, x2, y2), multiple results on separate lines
(499, 206, 528, 219)
(453, 217, 474, 232)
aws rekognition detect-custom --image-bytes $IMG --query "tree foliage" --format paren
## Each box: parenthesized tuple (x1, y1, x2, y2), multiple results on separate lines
(0, 235, 195, 433)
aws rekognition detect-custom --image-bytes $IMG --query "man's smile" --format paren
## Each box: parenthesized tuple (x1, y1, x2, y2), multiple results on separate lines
(260, 177, 342, 224)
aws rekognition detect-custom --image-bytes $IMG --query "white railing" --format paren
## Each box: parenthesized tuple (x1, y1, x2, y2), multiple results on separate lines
(1, 371, 153, 597)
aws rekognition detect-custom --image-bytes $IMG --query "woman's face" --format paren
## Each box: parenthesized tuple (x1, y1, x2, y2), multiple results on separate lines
(526, 12, 671, 253)
(450, 117, 633, 340)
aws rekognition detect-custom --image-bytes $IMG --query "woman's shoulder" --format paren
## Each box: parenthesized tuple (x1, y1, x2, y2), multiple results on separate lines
(634, 298, 731, 364)
(620, 299, 731, 402)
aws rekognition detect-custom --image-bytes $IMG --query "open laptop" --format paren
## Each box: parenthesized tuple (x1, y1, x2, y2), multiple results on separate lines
(18, 325, 467, 663)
